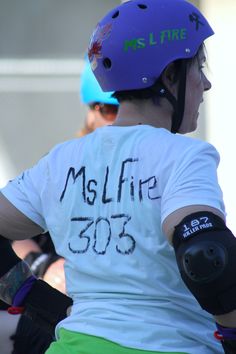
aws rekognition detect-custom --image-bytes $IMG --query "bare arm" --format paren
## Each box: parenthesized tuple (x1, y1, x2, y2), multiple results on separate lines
(0, 192, 43, 240)
(162, 204, 236, 328)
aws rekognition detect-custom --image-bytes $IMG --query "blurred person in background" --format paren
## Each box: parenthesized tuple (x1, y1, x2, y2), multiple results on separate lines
(78, 57, 118, 137)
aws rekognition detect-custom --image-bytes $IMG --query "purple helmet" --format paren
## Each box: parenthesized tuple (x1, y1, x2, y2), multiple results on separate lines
(88, 0, 214, 92)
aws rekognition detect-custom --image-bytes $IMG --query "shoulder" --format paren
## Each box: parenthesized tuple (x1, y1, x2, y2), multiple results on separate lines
(146, 128, 220, 164)
(47, 138, 81, 157)
(43, 137, 88, 167)
(165, 131, 220, 164)
(166, 129, 216, 150)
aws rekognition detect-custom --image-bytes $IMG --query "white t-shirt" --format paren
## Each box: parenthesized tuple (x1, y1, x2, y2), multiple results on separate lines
(1, 125, 225, 353)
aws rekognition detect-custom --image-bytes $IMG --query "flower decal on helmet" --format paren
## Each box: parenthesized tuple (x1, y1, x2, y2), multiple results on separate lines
(88, 23, 113, 70)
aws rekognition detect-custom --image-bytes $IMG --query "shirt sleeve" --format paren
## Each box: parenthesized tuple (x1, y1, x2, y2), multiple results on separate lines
(161, 141, 226, 224)
(1, 154, 49, 231)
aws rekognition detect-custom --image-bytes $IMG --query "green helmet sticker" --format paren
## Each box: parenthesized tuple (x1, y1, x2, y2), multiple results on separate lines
(124, 28, 187, 52)
(160, 28, 187, 44)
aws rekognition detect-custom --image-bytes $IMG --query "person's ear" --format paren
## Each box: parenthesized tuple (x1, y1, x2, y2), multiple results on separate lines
(161, 63, 178, 97)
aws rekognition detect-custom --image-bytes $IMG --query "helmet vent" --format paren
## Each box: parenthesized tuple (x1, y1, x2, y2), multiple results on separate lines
(103, 58, 112, 69)
(112, 10, 120, 19)
(137, 4, 147, 9)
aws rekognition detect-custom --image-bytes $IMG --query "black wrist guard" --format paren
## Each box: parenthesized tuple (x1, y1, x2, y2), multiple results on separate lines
(23, 279, 73, 336)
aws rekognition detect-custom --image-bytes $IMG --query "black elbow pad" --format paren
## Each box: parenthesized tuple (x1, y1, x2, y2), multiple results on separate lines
(173, 211, 236, 315)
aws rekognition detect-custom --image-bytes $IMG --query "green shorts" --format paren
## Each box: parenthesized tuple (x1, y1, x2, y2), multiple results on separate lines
(45, 328, 187, 354)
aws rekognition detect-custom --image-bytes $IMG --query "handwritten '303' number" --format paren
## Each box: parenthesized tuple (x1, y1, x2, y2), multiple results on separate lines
(68, 214, 135, 255)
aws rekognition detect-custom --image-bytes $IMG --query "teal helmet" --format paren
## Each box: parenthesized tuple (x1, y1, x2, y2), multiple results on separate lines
(80, 59, 118, 105)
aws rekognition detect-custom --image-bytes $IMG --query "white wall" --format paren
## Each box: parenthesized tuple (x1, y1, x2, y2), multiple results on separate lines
(202, 0, 236, 233)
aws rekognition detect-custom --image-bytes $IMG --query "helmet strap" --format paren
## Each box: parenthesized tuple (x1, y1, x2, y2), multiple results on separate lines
(152, 61, 187, 134)
(170, 61, 187, 133)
